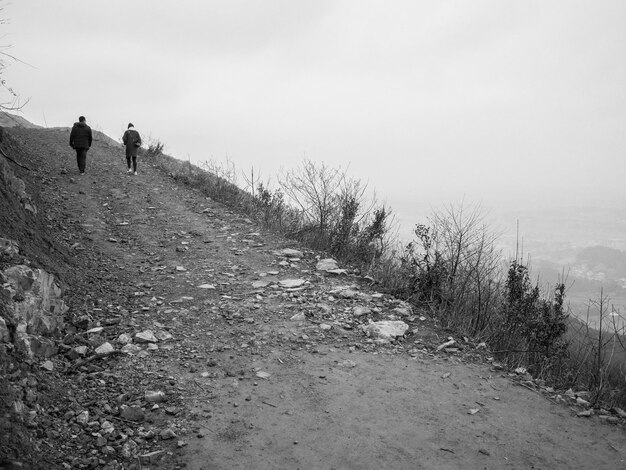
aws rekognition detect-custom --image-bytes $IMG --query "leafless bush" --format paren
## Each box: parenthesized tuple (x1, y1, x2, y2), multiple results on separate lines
(391, 204, 503, 335)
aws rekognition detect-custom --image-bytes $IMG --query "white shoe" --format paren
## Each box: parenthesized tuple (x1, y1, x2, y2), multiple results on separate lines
(127, 168, 132, 173)
(133, 171, 137, 176)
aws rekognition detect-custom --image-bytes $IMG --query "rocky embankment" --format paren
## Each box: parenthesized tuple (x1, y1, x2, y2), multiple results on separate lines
(1, 123, 625, 470)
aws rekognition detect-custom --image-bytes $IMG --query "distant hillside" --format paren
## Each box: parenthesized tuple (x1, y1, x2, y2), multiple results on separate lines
(0, 111, 121, 148)
(0, 112, 42, 129)
(576, 245, 626, 274)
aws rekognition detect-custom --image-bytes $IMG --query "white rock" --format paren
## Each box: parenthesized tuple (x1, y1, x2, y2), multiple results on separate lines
(0, 317, 10, 343)
(337, 360, 357, 368)
(319, 323, 332, 331)
(252, 280, 270, 288)
(290, 312, 306, 321)
(316, 258, 339, 271)
(393, 304, 413, 317)
(86, 327, 104, 334)
(353, 306, 371, 317)
(197, 284, 216, 289)
(95, 342, 114, 354)
(175, 266, 187, 272)
(73, 345, 88, 356)
(363, 321, 409, 341)
(256, 371, 271, 379)
(339, 289, 359, 299)
(117, 333, 133, 345)
(145, 390, 166, 402)
(76, 410, 89, 425)
(279, 279, 306, 288)
(155, 330, 173, 341)
(135, 330, 158, 343)
(121, 344, 142, 355)
(273, 248, 303, 258)
(40, 360, 54, 371)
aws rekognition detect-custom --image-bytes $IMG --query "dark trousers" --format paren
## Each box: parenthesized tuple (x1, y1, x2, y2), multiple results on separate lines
(126, 156, 137, 172)
(75, 148, 88, 173)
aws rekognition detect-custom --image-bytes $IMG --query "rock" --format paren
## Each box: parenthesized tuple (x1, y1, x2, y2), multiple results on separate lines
(0, 317, 9, 343)
(154, 330, 173, 341)
(197, 284, 216, 289)
(392, 303, 413, 317)
(436, 338, 456, 351)
(135, 330, 158, 343)
(160, 428, 177, 440)
(117, 333, 132, 345)
(40, 360, 54, 371)
(290, 312, 306, 321)
(316, 258, 339, 271)
(140, 450, 166, 464)
(337, 360, 357, 368)
(256, 371, 271, 379)
(120, 405, 145, 422)
(175, 266, 187, 271)
(612, 407, 626, 418)
(576, 397, 591, 407)
(252, 280, 271, 288)
(468, 408, 480, 415)
(2, 265, 67, 356)
(577, 410, 593, 417)
(177, 440, 188, 448)
(352, 306, 371, 317)
(95, 435, 107, 447)
(121, 344, 142, 355)
(85, 327, 104, 334)
(67, 345, 88, 360)
(319, 323, 332, 331)
(363, 321, 409, 341)
(100, 421, 115, 434)
(279, 279, 306, 288)
(339, 289, 358, 299)
(273, 248, 303, 258)
(514, 367, 527, 375)
(121, 440, 139, 458)
(145, 390, 166, 403)
(95, 342, 114, 354)
(0, 238, 19, 256)
(76, 410, 89, 425)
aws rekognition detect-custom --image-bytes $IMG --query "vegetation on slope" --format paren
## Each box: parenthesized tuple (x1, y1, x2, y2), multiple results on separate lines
(143, 139, 626, 408)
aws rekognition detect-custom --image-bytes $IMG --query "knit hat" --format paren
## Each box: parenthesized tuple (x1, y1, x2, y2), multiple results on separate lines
(128, 123, 134, 129)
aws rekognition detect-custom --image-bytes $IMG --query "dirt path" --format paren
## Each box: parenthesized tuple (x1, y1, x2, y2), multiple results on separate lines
(9, 127, 626, 469)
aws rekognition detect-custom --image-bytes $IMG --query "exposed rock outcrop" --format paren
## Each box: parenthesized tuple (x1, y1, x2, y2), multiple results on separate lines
(1, 253, 67, 357)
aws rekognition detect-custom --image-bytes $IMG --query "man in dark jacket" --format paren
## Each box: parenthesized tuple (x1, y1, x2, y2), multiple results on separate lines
(69, 116, 93, 175)
(122, 123, 142, 175)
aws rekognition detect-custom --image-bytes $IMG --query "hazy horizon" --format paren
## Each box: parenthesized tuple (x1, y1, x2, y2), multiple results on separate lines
(4, 1, 626, 233)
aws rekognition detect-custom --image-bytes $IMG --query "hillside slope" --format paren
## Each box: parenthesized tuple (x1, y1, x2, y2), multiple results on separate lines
(0, 125, 625, 469)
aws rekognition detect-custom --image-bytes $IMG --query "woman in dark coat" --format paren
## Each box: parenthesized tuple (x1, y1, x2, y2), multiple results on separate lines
(122, 123, 142, 175)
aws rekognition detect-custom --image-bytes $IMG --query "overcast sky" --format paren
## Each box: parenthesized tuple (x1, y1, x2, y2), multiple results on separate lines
(4, 1, 626, 228)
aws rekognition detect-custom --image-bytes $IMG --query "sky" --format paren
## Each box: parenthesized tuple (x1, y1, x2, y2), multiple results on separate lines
(3, 0, 626, 236)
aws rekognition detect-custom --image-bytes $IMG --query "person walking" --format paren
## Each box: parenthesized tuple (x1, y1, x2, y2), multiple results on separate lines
(69, 116, 93, 175)
(122, 123, 142, 175)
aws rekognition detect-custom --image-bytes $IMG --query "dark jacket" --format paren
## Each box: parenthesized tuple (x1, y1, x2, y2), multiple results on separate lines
(69, 122, 93, 150)
(122, 129, 142, 157)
